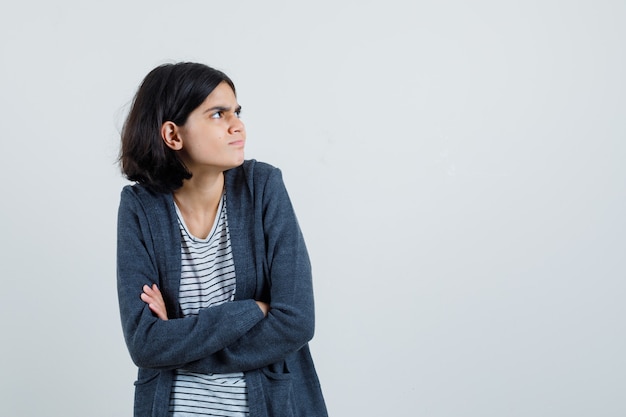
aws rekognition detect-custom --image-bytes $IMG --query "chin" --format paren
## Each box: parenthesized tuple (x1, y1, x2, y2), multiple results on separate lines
(227, 157, 245, 170)
(234, 153, 246, 165)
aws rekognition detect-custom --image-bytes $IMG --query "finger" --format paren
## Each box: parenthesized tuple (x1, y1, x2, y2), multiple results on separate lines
(144, 284, 160, 293)
(141, 284, 168, 320)
(142, 285, 152, 297)
(148, 303, 168, 321)
(144, 297, 166, 319)
(144, 284, 164, 300)
(147, 303, 161, 314)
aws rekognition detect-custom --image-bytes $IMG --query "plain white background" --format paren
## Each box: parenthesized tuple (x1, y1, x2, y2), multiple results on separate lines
(1, 1, 624, 416)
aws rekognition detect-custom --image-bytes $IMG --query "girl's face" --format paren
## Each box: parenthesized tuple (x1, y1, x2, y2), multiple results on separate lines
(176, 81, 246, 174)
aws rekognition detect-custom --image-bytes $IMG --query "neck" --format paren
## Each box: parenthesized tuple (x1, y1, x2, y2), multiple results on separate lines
(174, 171, 224, 213)
(173, 172, 225, 239)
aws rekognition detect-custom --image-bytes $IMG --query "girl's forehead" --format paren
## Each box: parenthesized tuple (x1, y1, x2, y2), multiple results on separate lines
(202, 82, 237, 104)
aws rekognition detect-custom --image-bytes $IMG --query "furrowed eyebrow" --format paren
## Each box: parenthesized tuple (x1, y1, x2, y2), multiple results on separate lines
(203, 105, 242, 114)
(203, 106, 230, 114)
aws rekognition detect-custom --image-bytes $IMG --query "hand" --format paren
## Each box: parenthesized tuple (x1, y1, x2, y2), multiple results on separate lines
(255, 301, 270, 317)
(141, 284, 169, 321)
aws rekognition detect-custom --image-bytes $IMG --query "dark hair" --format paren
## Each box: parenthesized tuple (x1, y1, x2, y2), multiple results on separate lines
(119, 62, 236, 193)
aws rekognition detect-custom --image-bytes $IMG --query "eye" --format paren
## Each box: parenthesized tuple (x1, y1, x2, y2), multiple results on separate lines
(235, 108, 242, 118)
(210, 111, 223, 119)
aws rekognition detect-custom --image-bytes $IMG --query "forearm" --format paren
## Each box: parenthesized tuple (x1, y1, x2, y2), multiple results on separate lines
(183, 258, 315, 374)
(120, 294, 265, 370)
(183, 301, 315, 374)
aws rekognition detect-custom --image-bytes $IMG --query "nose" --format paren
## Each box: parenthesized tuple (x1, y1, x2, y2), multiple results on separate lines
(228, 114, 245, 135)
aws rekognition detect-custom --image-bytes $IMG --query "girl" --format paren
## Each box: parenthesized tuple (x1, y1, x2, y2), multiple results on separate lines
(117, 62, 327, 417)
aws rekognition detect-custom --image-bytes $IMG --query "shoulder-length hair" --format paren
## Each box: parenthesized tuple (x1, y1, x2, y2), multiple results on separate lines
(119, 62, 236, 193)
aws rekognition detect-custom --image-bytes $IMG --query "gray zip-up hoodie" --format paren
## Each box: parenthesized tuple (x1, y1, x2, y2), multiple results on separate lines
(117, 160, 327, 417)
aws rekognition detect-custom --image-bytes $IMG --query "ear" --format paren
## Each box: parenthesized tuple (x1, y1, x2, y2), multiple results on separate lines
(161, 121, 183, 151)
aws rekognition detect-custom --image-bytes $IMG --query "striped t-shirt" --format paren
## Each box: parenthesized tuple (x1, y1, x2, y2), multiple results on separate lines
(169, 193, 249, 417)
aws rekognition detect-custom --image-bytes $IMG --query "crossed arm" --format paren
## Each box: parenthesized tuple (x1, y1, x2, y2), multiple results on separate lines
(141, 284, 270, 320)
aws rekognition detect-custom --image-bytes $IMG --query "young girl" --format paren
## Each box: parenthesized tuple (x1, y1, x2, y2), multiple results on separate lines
(117, 62, 327, 417)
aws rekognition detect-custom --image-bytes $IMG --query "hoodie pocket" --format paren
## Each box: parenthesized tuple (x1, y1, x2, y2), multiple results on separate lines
(260, 361, 296, 417)
(133, 369, 159, 416)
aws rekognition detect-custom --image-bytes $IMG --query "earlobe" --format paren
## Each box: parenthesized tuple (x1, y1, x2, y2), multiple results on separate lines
(161, 121, 183, 150)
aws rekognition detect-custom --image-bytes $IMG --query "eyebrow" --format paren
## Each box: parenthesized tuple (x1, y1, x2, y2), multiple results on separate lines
(203, 104, 242, 114)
